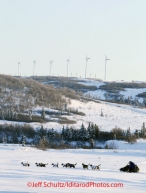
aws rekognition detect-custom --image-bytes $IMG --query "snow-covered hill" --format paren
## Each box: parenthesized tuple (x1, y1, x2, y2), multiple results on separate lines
(38, 77, 146, 132)
(1, 98, 145, 134)
(76, 78, 146, 101)
(1, 78, 146, 133)
(67, 99, 146, 132)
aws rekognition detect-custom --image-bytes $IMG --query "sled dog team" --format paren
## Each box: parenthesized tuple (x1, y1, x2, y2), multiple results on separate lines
(21, 162, 101, 170)
(21, 161, 139, 173)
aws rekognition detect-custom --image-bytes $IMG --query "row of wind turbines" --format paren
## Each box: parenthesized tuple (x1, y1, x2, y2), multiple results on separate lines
(17, 55, 110, 80)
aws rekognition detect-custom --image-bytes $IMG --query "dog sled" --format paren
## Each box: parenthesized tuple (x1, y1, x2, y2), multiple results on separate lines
(120, 164, 139, 173)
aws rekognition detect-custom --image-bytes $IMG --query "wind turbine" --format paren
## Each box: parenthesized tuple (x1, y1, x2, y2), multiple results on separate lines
(50, 60, 53, 76)
(33, 61, 36, 76)
(104, 55, 110, 81)
(67, 59, 70, 77)
(18, 62, 20, 76)
(85, 55, 90, 78)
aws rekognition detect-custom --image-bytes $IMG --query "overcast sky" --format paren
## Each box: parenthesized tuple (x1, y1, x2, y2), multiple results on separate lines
(0, 0, 146, 81)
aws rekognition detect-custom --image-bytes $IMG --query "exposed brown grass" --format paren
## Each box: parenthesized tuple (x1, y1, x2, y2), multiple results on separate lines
(0, 74, 66, 111)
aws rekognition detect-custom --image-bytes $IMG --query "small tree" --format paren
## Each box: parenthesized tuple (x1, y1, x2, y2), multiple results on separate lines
(64, 103, 67, 111)
(28, 109, 32, 120)
(126, 127, 136, 143)
(134, 98, 139, 106)
(143, 98, 146, 107)
(61, 125, 65, 138)
(68, 128, 73, 140)
(13, 111, 18, 119)
(79, 123, 86, 140)
(10, 107, 14, 118)
(104, 93, 108, 100)
(3, 135, 7, 144)
(38, 136, 49, 150)
(113, 133, 116, 140)
(105, 141, 119, 149)
(90, 138, 95, 148)
(104, 142, 108, 149)
(94, 124, 100, 139)
(126, 127, 131, 138)
(22, 135, 26, 146)
(127, 96, 131, 104)
(100, 110, 104, 117)
(0, 109, 5, 120)
(41, 108, 46, 119)
(135, 129, 139, 138)
(141, 122, 146, 138)
(49, 128, 55, 139)
(120, 95, 125, 103)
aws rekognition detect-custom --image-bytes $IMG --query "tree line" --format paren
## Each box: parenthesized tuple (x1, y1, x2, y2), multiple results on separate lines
(1, 122, 146, 148)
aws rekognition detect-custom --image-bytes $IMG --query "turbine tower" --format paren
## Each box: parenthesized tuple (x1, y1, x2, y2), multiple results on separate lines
(50, 60, 53, 76)
(104, 55, 110, 81)
(85, 55, 90, 78)
(67, 59, 70, 77)
(33, 61, 36, 76)
(18, 62, 20, 76)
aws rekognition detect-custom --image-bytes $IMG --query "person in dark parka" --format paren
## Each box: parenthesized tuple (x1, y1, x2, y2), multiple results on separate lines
(128, 161, 136, 172)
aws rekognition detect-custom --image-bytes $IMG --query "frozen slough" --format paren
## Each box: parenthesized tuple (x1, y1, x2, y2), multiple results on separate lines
(0, 144, 146, 193)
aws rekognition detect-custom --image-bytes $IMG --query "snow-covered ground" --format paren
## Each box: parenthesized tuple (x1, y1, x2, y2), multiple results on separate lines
(120, 88, 146, 102)
(77, 79, 105, 88)
(67, 99, 146, 132)
(0, 142, 146, 193)
(78, 79, 107, 99)
(78, 78, 146, 101)
(0, 98, 146, 133)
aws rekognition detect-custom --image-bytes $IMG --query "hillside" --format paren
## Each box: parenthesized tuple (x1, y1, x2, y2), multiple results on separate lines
(0, 74, 69, 112)
(0, 75, 146, 146)
(31, 76, 146, 101)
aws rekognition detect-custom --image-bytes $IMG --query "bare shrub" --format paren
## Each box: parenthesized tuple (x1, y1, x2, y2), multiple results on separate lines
(0, 74, 67, 112)
(105, 141, 119, 149)
(110, 127, 125, 140)
(125, 135, 137, 144)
